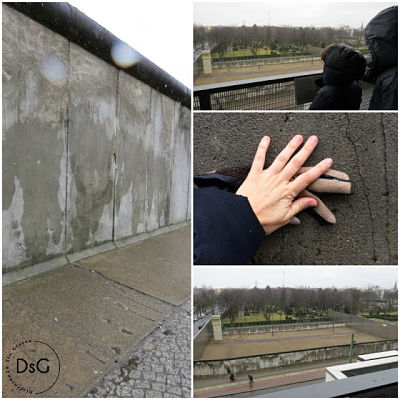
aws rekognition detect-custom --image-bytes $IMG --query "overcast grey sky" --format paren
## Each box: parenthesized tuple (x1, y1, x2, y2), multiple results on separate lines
(194, 266, 398, 289)
(194, 2, 397, 28)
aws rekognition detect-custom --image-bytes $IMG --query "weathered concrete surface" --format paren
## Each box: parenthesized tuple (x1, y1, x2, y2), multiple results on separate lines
(194, 113, 398, 265)
(2, 229, 190, 397)
(170, 104, 192, 224)
(76, 226, 191, 306)
(2, 6, 69, 271)
(3, 6, 191, 281)
(146, 91, 175, 232)
(194, 340, 398, 376)
(66, 43, 117, 255)
(114, 71, 151, 241)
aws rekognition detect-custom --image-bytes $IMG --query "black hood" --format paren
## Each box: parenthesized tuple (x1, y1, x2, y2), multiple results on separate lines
(322, 44, 366, 86)
(365, 6, 398, 74)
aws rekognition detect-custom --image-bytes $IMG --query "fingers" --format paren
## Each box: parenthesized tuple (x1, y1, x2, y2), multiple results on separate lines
(249, 136, 270, 175)
(290, 196, 318, 217)
(282, 135, 319, 179)
(268, 135, 303, 173)
(291, 158, 333, 194)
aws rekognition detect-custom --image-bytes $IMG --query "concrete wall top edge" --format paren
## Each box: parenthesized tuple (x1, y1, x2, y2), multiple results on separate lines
(194, 339, 398, 363)
(5, 2, 191, 109)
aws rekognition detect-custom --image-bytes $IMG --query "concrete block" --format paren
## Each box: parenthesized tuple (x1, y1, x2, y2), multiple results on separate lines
(2, 6, 69, 271)
(170, 103, 191, 224)
(146, 91, 174, 231)
(66, 43, 117, 254)
(194, 112, 398, 265)
(114, 71, 151, 241)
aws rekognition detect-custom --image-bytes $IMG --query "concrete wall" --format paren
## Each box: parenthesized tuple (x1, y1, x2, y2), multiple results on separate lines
(328, 311, 398, 340)
(193, 340, 398, 376)
(2, 5, 191, 283)
(223, 322, 345, 336)
(211, 55, 317, 71)
(194, 319, 214, 361)
(194, 113, 397, 264)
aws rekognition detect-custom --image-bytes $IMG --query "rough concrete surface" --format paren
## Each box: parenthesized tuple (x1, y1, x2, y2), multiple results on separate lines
(2, 6, 191, 280)
(194, 112, 398, 265)
(2, 229, 190, 398)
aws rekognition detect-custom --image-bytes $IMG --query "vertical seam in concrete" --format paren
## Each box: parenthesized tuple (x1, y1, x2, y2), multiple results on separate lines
(112, 70, 120, 245)
(380, 114, 391, 262)
(344, 114, 377, 263)
(64, 38, 71, 260)
(145, 89, 152, 232)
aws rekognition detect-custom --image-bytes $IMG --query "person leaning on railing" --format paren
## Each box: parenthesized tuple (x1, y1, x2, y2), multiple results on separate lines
(309, 43, 366, 110)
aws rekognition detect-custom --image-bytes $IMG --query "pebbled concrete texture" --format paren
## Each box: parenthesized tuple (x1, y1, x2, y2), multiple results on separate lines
(2, 228, 190, 398)
(2, 6, 191, 281)
(194, 112, 398, 265)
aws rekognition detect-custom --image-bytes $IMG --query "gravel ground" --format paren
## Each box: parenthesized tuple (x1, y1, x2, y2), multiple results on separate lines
(87, 299, 191, 398)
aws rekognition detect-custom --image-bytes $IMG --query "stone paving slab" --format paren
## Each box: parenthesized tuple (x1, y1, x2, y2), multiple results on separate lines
(2, 228, 190, 397)
(76, 226, 191, 305)
(87, 299, 192, 398)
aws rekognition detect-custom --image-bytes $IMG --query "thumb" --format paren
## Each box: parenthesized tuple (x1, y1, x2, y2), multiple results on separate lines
(290, 197, 318, 217)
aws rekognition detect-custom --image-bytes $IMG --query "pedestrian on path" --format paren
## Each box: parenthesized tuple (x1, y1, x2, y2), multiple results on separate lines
(248, 374, 254, 384)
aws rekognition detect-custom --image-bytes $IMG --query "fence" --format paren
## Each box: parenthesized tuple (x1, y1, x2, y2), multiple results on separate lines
(193, 71, 374, 110)
(3, 3, 191, 284)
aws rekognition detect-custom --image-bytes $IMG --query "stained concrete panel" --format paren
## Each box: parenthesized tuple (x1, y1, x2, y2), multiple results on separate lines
(114, 71, 151, 241)
(2, 6, 68, 270)
(170, 103, 191, 224)
(194, 112, 398, 265)
(146, 91, 175, 231)
(66, 43, 117, 254)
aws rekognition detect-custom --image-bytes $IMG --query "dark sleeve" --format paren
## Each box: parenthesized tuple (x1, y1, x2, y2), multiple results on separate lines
(309, 89, 335, 110)
(194, 187, 265, 265)
(369, 68, 398, 110)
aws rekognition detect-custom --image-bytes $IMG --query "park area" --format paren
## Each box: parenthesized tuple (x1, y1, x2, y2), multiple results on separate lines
(199, 326, 384, 360)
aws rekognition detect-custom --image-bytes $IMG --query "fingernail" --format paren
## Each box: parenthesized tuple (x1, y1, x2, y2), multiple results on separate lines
(261, 136, 268, 144)
(325, 158, 333, 166)
(294, 135, 303, 142)
(309, 135, 318, 144)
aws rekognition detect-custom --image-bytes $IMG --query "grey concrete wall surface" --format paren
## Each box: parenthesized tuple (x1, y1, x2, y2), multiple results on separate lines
(328, 311, 398, 340)
(2, 6, 191, 281)
(194, 319, 214, 361)
(193, 340, 398, 376)
(223, 322, 345, 335)
(194, 112, 397, 265)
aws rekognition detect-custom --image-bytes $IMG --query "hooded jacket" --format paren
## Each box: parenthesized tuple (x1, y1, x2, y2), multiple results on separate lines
(364, 6, 398, 110)
(309, 44, 366, 110)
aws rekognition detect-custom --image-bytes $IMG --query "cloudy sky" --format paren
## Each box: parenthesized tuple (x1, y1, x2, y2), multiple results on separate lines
(194, 1, 396, 28)
(69, 0, 192, 87)
(194, 266, 398, 289)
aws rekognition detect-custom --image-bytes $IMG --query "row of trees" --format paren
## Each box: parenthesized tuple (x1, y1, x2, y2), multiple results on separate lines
(194, 24, 365, 58)
(194, 286, 398, 324)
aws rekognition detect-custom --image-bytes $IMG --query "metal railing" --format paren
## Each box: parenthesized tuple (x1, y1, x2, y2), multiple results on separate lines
(194, 71, 374, 111)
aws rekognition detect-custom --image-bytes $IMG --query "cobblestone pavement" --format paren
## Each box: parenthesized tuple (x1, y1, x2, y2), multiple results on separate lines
(87, 299, 191, 398)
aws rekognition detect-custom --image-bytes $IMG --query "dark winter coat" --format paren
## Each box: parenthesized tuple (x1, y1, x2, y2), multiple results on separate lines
(309, 44, 366, 110)
(193, 174, 265, 265)
(364, 6, 398, 110)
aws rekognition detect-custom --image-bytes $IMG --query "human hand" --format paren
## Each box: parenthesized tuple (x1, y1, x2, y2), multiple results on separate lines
(236, 135, 333, 235)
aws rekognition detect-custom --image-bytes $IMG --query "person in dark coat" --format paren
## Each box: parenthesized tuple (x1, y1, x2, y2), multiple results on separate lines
(364, 6, 398, 110)
(194, 135, 333, 265)
(309, 44, 366, 110)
